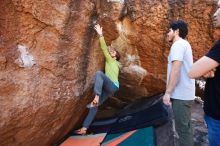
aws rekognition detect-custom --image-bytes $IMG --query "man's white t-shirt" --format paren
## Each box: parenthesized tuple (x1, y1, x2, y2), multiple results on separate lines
(167, 38, 195, 100)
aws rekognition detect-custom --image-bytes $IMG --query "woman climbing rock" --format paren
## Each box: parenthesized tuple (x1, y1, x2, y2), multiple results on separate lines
(74, 24, 121, 135)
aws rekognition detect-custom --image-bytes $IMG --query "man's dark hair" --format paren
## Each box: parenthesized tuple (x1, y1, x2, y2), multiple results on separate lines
(170, 20, 188, 39)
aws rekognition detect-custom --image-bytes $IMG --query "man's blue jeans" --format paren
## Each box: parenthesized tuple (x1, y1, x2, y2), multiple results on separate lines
(82, 71, 118, 128)
(204, 114, 220, 146)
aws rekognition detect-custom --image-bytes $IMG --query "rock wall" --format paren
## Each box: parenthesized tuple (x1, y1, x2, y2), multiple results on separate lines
(0, 0, 101, 145)
(115, 0, 218, 100)
(0, 0, 218, 145)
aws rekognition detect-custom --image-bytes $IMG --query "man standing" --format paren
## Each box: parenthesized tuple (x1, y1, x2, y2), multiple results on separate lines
(188, 1, 220, 145)
(163, 20, 195, 146)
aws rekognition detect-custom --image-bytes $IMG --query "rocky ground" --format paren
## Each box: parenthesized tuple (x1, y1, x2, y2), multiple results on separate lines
(192, 101, 208, 146)
(155, 100, 208, 146)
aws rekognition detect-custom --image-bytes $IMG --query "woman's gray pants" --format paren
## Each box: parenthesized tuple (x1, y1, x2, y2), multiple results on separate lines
(82, 71, 118, 128)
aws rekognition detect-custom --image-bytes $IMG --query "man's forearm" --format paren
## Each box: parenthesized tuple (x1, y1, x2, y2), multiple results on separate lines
(166, 61, 182, 95)
(188, 56, 219, 79)
(166, 69, 180, 94)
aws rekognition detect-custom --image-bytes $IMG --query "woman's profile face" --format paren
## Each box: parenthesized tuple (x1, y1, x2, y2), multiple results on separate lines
(108, 47, 116, 57)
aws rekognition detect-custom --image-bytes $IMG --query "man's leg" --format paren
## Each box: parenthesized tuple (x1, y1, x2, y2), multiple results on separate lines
(172, 99, 193, 146)
(204, 114, 220, 146)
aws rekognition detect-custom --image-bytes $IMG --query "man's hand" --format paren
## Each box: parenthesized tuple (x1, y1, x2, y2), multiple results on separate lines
(94, 24, 103, 36)
(163, 93, 172, 106)
(203, 68, 216, 78)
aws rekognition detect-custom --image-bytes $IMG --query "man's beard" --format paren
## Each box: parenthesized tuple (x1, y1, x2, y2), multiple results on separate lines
(169, 35, 174, 42)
